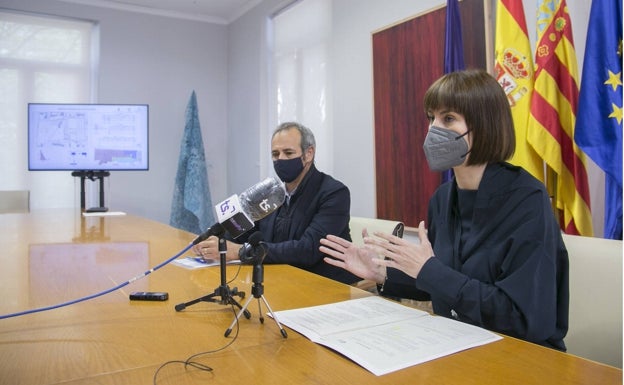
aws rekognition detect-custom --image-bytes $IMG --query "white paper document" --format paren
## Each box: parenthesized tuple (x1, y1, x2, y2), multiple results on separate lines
(272, 296, 502, 376)
(82, 211, 126, 217)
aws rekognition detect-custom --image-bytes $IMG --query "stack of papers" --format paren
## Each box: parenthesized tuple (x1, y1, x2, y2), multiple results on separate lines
(272, 296, 502, 376)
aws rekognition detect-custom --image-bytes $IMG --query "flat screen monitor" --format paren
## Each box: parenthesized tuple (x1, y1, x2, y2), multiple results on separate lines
(28, 103, 149, 171)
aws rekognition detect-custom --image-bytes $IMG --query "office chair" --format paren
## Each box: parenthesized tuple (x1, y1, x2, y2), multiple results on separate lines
(348, 216, 404, 292)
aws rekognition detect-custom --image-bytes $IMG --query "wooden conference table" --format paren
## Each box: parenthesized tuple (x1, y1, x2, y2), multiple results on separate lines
(0, 209, 621, 385)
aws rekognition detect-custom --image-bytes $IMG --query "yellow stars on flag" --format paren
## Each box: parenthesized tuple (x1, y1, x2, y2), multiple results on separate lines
(604, 71, 622, 124)
(605, 70, 622, 91)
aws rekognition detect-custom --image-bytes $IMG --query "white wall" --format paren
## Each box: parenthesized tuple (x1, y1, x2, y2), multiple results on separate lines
(331, 0, 448, 218)
(225, 0, 287, 195)
(1, 0, 601, 235)
(0, 0, 229, 224)
(227, 0, 439, 213)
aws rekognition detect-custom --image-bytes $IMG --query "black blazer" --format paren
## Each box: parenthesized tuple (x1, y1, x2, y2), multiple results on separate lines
(256, 164, 359, 284)
(382, 162, 569, 350)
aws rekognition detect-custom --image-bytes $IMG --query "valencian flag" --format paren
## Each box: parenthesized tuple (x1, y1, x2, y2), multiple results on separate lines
(575, 0, 623, 240)
(442, 0, 465, 183)
(170, 90, 215, 234)
(494, 0, 544, 183)
(527, 0, 593, 236)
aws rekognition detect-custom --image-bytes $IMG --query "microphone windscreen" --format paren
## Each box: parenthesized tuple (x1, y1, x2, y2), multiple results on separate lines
(195, 178, 285, 244)
(248, 231, 263, 246)
(239, 177, 286, 221)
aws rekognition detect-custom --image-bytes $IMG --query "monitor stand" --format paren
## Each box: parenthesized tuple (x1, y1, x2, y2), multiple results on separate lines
(85, 206, 108, 213)
(72, 171, 110, 212)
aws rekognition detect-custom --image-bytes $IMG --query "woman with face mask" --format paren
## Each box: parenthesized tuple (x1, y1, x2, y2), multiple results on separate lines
(193, 122, 359, 285)
(320, 69, 569, 351)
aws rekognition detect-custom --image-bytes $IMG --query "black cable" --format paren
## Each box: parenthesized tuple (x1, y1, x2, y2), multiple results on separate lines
(152, 303, 241, 384)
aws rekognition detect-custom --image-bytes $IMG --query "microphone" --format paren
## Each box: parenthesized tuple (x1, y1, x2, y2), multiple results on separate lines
(192, 177, 286, 244)
(238, 231, 268, 264)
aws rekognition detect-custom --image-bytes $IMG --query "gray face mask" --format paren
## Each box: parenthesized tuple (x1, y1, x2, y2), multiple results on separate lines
(422, 126, 470, 172)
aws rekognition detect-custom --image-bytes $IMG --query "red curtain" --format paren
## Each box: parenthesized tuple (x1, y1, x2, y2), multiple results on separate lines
(372, 0, 486, 226)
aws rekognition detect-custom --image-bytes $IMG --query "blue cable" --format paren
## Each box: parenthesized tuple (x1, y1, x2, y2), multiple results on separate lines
(0, 242, 194, 320)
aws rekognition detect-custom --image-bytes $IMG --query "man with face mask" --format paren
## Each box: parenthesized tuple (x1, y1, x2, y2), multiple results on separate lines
(193, 122, 358, 285)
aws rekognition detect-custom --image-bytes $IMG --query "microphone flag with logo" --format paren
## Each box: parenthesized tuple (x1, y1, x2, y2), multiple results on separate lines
(193, 177, 286, 244)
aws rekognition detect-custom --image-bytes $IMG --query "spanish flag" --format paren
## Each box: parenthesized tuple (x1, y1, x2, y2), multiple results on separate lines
(528, 0, 593, 236)
(494, 0, 544, 183)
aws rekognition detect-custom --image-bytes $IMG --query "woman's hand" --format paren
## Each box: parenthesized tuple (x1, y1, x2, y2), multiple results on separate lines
(320, 230, 386, 283)
(367, 221, 433, 279)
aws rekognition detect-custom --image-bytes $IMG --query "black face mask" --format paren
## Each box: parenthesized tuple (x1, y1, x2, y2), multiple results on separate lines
(273, 157, 304, 183)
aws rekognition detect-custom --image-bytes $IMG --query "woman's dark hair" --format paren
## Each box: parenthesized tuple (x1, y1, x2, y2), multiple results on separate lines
(423, 69, 515, 165)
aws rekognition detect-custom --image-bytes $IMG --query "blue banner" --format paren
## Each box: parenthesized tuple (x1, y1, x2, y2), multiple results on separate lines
(170, 91, 215, 234)
(441, 0, 465, 184)
(444, 0, 465, 74)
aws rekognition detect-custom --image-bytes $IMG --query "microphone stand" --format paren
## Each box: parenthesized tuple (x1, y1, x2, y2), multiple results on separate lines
(224, 259, 287, 338)
(175, 237, 250, 319)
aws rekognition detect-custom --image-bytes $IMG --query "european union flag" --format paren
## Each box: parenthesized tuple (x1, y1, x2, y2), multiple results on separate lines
(575, 0, 623, 239)
(442, 0, 465, 184)
(170, 91, 215, 234)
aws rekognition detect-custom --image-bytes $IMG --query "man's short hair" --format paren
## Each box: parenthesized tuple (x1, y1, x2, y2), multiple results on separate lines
(273, 122, 316, 153)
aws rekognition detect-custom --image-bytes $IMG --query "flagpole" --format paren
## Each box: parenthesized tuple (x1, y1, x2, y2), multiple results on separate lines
(483, 0, 495, 72)
(545, 165, 561, 228)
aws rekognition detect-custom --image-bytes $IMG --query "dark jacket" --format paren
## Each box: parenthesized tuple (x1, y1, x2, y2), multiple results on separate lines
(382, 162, 569, 351)
(255, 164, 359, 285)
